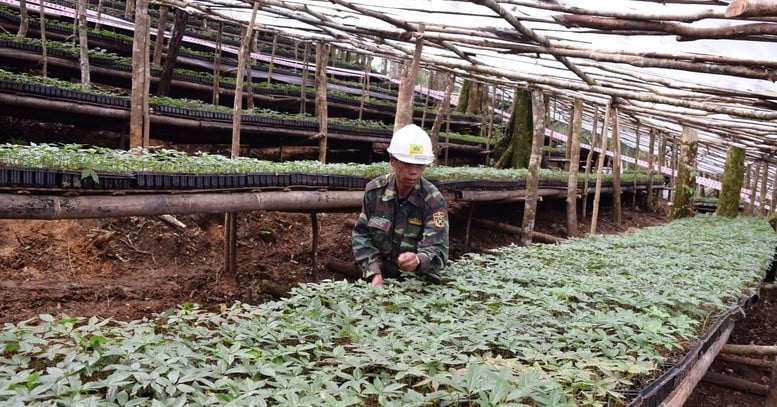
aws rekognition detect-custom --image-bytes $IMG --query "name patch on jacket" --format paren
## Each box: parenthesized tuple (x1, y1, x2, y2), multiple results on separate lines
(408, 217, 423, 226)
(432, 211, 446, 228)
(367, 217, 391, 231)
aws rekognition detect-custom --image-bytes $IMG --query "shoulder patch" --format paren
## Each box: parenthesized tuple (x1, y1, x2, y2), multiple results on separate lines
(432, 211, 446, 228)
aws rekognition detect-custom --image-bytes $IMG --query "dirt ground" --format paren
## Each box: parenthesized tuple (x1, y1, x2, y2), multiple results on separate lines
(0, 198, 773, 406)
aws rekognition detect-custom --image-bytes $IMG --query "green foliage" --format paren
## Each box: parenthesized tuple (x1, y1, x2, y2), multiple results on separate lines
(0, 216, 774, 405)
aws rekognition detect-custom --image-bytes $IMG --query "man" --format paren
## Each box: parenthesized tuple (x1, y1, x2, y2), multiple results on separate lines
(352, 124, 449, 286)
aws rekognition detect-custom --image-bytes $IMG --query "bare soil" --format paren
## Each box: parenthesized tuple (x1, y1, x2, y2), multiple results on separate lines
(0, 199, 773, 406)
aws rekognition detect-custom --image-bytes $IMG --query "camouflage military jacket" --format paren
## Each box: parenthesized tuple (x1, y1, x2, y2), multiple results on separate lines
(352, 173, 449, 282)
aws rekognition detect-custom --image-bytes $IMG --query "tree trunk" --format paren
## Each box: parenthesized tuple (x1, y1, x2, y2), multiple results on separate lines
(496, 88, 533, 169)
(670, 126, 699, 220)
(394, 24, 424, 130)
(520, 89, 546, 246)
(567, 99, 582, 237)
(316, 42, 329, 163)
(357, 55, 372, 121)
(431, 73, 455, 157)
(716, 145, 746, 217)
(157, 8, 188, 96)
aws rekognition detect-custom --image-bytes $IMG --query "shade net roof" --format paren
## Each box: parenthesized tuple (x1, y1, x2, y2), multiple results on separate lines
(158, 1, 777, 180)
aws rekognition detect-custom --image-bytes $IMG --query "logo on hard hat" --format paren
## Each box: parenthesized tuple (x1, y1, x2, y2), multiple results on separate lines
(409, 143, 424, 156)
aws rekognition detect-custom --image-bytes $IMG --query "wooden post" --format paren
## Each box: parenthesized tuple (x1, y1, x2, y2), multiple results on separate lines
(300, 42, 310, 114)
(225, 1, 259, 276)
(591, 102, 612, 234)
(747, 162, 761, 215)
(581, 105, 599, 219)
(394, 24, 424, 130)
(157, 8, 187, 96)
(315, 42, 330, 163)
(464, 204, 474, 248)
(566, 99, 582, 237)
(245, 32, 256, 110)
(611, 108, 622, 225)
(520, 89, 546, 246)
(357, 56, 372, 121)
(211, 22, 223, 106)
(38, 0, 47, 81)
(633, 121, 641, 210)
(311, 212, 319, 281)
(759, 163, 769, 217)
(266, 34, 278, 85)
(77, 0, 91, 90)
(431, 73, 455, 158)
(646, 128, 656, 211)
(151, 5, 167, 65)
(17, 0, 28, 37)
(129, 0, 150, 148)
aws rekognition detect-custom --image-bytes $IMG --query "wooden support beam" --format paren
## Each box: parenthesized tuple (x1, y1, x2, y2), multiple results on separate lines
(721, 344, 777, 357)
(701, 370, 768, 396)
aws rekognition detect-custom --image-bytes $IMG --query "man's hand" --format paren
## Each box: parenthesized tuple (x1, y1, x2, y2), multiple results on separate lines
(397, 252, 420, 272)
(370, 273, 384, 286)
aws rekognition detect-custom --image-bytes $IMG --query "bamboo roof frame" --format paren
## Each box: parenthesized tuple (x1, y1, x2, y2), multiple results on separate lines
(156, 0, 777, 181)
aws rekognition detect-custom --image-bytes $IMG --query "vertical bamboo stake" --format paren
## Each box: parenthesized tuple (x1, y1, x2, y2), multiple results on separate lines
(611, 109, 622, 225)
(358, 56, 372, 121)
(633, 121, 641, 210)
(311, 212, 319, 280)
(747, 161, 761, 215)
(646, 128, 656, 211)
(315, 42, 330, 163)
(300, 42, 310, 115)
(657, 133, 668, 203)
(39, 0, 47, 81)
(225, 1, 258, 276)
(581, 105, 599, 219)
(211, 22, 223, 106)
(566, 99, 582, 237)
(266, 34, 278, 85)
(245, 32, 256, 110)
(152, 5, 168, 65)
(520, 89, 546, 246)
(77, 0, 90, 89)
(129, 0, 150, 148)
(395, 24, 424, 130)
(591, 102, 612, 235)
(431, 73, 455, 158)
(759, 162, 770, 217)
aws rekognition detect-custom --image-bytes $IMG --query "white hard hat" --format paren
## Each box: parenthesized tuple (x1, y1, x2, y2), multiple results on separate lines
(387, 124, 435, 165)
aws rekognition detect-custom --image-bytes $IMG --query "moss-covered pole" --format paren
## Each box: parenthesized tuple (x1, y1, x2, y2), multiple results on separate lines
(716, 145, 746, 217)
(496, 87, 533, 169)
(669, 126, 699, 220)
(520, 88, 546, 246)
(566, 98, 582, 237)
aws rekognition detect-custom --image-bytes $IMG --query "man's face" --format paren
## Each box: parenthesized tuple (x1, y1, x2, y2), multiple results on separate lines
(391, 157, 426, 191)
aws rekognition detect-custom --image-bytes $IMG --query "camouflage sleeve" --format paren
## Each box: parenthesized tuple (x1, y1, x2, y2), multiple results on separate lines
(352, 188, 385, 280)
(416, 194, 449, 280)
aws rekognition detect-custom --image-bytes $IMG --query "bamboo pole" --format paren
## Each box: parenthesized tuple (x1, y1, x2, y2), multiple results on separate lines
(266, 34, 278, 85)
(591, 102, 612, 235)
(520, 88, 546, 246)
(151, 5, 167, 65)
(77, 0, 91, 89)
(300, 42, 309, 115)
(566, 98, 582, 237)
(211, 21, 222, 106)
(659, 320, 734, 407)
